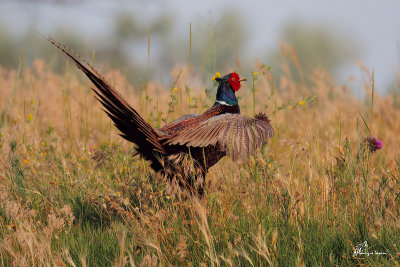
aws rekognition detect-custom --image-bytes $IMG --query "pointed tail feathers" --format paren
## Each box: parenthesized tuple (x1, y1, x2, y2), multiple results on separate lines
(48, 38, 165, 169)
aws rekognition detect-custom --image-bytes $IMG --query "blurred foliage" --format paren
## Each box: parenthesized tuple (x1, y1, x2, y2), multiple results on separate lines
(0, 11, 176, 84)
(266, 20, 359, 87)
(154, 10, 247, 83)
(190, 10, 246, 78)
(0, 10, 246, 87)
(0, 12, 360, 90)
(386, 72, 400, 108)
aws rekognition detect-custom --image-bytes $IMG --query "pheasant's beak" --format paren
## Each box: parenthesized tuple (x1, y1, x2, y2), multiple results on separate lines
(239, 78, 247, 82)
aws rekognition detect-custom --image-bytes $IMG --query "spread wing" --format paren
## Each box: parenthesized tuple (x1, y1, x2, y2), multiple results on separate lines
(163, 113, 274, 161)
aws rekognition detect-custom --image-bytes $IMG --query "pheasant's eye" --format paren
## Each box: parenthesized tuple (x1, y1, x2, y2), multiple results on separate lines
(231, 78, 235, 81)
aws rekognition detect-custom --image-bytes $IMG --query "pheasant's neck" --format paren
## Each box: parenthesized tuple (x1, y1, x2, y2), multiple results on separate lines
(216, 82, 238, 106)
(215, 100, 234, 106)
(211, 102, 240, 115)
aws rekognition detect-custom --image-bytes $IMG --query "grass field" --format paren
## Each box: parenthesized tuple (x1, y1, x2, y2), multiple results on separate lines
(0, 52, 399, 266)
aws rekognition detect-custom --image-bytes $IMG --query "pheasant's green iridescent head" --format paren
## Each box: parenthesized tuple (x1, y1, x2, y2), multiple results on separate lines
(215, 72, 246, 106)
(215, 72, 245, 92)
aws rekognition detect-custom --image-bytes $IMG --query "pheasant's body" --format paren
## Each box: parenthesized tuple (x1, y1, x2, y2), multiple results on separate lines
(49, 39, 274, 195)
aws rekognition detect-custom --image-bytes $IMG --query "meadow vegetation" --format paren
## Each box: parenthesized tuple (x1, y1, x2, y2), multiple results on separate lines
(0, 47, 399, 266)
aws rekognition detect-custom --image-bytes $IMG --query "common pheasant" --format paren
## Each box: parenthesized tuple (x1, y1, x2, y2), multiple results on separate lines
(49, 38, 274, 196)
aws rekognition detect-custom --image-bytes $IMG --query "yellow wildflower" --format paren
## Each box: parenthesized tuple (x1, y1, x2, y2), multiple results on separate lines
(81, 157, 86, 162)
(116, 191, 120, 196)
(37, 220, 41, 225)
(268, 163, 272, 168)
(27, 114, 33, 121)
(41, 142, 45, 146)
(215, 72, 221, 78)
(44, 152, 47, 156)
(253, 72, 259, 76)
(123, 166, 127, 172)
(299, 100, 304, 106)
(173, 87, 178, 93)
(211, 76, 216, 81)
(30, 100, 35, 104)
(23, 159, 29, 164)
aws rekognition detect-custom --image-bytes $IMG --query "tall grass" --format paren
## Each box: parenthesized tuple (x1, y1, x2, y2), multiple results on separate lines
(0, 50, 399, 266)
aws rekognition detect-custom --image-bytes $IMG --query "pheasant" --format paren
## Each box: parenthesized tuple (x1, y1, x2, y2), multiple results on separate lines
(49, 38, 274, 196)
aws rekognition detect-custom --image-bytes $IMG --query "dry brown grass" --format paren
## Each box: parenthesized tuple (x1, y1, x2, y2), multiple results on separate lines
(0, 55, 399, 265)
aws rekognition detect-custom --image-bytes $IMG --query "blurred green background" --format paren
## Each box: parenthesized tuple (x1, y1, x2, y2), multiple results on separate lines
(1, 0, 399, 93)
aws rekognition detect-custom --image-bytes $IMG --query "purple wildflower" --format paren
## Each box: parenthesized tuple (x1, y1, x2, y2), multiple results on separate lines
(373, 138, 383, 150)
(364, 136, 383, 153)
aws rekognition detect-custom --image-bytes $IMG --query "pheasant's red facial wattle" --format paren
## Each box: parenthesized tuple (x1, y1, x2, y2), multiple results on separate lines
(227, 72, 242, 91)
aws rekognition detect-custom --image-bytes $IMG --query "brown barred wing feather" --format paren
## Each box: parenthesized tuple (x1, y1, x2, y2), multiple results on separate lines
(158, 113, 199, 135)
(164, 113, 273, 162)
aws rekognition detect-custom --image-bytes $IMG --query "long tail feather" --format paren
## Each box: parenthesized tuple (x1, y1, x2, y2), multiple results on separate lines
(48, 38, 165, 170)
